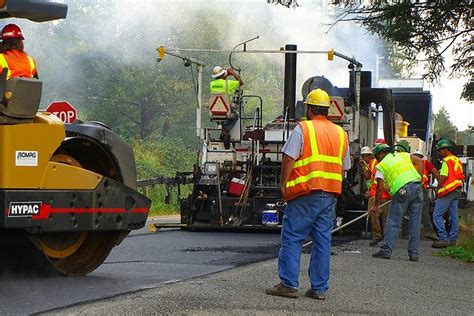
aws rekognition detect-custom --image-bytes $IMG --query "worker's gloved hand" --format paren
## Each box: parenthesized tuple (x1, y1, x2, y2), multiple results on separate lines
(369, 205, 378, 214)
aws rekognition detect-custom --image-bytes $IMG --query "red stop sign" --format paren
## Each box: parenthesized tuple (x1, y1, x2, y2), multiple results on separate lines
(46, 101, 77, 123)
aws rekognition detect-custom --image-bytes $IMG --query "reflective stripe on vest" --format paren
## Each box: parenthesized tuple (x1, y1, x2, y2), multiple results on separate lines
(27, 55, 35, 74)
(0, 54, 11, 79)
(284, 118, 347, 201)
(376, 152, 421, 196)
(438, 155, 464, 197)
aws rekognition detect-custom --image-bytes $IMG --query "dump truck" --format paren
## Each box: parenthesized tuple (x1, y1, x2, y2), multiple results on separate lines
(0, 0, 150, 275)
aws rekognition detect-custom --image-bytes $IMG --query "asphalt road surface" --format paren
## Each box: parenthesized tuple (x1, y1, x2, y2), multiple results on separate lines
(0, 228, 284, 314)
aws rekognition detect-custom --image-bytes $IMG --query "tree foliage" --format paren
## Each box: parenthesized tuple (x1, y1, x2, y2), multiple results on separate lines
(269, 0, 473, 100)
(332, 1, 473, 100)
(434, 106, 474, 145)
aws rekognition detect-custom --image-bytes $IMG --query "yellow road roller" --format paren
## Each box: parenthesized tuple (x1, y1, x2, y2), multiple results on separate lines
(0, 1, 150, 275)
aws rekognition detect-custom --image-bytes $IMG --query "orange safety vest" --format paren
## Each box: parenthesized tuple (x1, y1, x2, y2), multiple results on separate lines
(368, 158, 391, 199)
(0, 50, 37, 79)
(284, 117, 348, 201)
(421, 160, 430, 189)
(438, 155, 464, 197)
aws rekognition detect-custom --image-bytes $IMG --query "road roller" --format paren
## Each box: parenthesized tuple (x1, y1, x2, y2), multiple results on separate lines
(0, 0, 150, 275)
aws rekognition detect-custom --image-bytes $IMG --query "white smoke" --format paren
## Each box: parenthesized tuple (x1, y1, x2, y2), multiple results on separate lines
(10, 0, 383, 110)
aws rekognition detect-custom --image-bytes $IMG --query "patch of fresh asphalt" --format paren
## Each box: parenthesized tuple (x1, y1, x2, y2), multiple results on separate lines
(0, 227, 283, 315)
(44, 239, 473, 315)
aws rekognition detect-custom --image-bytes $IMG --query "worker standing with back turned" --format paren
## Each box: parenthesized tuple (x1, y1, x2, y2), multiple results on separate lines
(0, 24, 38, 79)
(431, 139, 464, 248)
(371, 144, 424, 261)
(266, 88, 350, 300)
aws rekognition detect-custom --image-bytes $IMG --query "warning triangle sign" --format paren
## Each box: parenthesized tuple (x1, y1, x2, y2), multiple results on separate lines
(209, 96, 230, 115)
(328, 96, 344, 120)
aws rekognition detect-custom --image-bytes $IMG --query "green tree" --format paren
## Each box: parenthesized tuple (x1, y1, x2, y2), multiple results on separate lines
(269, 0, 473, 101)
(434, 106, 457, 141)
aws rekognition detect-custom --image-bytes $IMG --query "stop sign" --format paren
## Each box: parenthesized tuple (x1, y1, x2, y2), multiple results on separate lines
(46, 101, 77, 123)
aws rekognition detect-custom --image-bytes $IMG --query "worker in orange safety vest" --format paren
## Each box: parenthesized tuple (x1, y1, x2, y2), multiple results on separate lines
(0, 24, 38, 79)
(360, 146, 391, 246)
(431, 139, 464, 248)
(266, 88, 350, 300)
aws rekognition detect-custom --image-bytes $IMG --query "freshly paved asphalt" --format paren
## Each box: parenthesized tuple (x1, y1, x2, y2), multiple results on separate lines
(0, 226, 282, 315)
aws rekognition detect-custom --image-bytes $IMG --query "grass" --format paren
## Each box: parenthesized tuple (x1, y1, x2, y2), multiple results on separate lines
(139, 185, 190, 217)
(438, 205, 474, 263)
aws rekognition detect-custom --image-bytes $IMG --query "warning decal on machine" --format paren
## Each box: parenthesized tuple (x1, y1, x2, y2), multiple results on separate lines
(8, 202, 42, 217)
(15, 151, 38, 166)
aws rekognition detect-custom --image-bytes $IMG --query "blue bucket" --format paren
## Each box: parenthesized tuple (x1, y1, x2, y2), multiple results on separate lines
(262, 210, 278, 227)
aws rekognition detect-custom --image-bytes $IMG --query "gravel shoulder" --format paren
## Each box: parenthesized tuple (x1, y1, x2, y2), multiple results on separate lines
(45, 239, 473, 315)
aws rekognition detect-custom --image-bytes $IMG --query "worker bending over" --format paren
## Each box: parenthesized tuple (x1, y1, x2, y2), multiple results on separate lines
(0, 24, 38, 79)
(371, 144, 424, 261)
(209, 65, 243, 149)
(360, 146, 391, 246)
(431, 139, 464, 248)
(266, 88, 350, 300)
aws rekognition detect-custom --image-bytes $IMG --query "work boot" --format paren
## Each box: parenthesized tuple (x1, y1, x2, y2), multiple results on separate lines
(425, 232, 439, 241)
(431, 240, 450, 248)
(265, 283, 298, 298)
(409, 255, 419, 262)
(449, 240, 457, 246)
(304, 289, 326, 300)
(372, 250, 391, 259)
(222, 134, 231, 150)
(369, 238, 382, 247)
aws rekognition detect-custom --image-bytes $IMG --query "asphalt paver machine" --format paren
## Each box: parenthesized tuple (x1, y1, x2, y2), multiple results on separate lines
(156, 41, 401, 232)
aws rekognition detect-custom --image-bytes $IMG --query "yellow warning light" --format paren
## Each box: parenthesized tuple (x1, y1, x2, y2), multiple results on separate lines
(158, 46, 165, 61)
(327, 49, 334, 61)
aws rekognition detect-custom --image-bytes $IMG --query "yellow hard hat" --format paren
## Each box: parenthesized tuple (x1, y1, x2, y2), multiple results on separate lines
(304, 88, 330, 107)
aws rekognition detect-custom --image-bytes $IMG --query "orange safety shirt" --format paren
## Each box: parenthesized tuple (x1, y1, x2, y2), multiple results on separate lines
(0, 50, 37, 79)
(284, 117, 348, 201)
(438, 155, 464, 197)
(368, 158, 391, 199)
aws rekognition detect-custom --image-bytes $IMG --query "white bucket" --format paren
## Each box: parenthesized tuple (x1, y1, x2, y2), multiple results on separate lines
(262, 210, 278, 227)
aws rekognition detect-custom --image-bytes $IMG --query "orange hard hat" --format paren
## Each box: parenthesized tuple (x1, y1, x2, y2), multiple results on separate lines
(1, 24, 24, 40)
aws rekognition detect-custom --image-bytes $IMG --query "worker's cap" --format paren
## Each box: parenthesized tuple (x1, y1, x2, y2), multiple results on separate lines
(373, 143, 390, 156)
(1, 24, 24, 40)
(373, 138, 386, 147)
(435, 139, 452, 151)
(360, 146, 373, 155)
(211, 66, 227, 78)
(413, 149, 424, 158)
(304, 88, 330, 107)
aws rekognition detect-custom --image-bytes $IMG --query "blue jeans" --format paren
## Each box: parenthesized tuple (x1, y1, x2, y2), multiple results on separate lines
(380, 181, 422, 257)
(278, 191, 336, 293)
(433, 190, 459, 242)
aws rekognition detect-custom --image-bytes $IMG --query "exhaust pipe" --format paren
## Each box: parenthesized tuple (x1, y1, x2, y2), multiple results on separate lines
(284, 44, 297, 120)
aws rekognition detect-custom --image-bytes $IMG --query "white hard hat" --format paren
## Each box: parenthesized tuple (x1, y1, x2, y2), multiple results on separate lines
(361, 146, 373, 155)
(413, 149, 424, 157)
(212, 66, 226, 78)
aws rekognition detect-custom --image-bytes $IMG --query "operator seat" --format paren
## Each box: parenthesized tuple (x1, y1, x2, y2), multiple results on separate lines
(0, 68, 42, 124)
